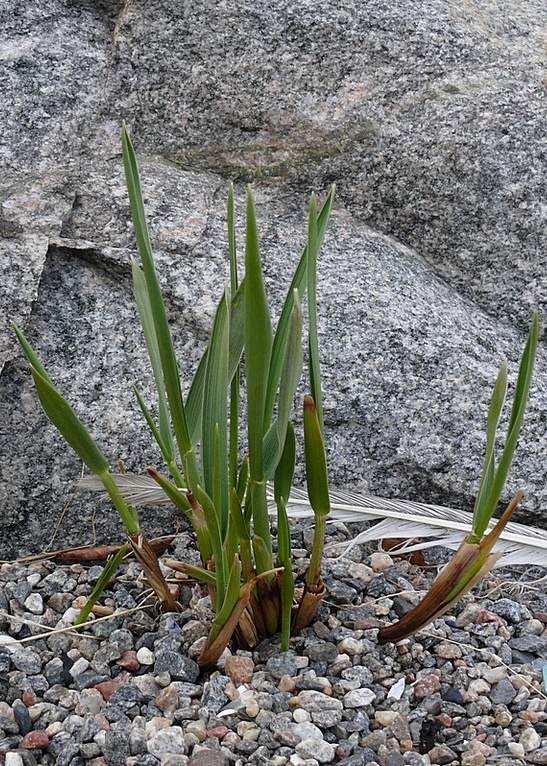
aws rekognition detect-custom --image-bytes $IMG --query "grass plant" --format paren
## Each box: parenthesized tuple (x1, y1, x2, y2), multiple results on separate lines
(378, 313, 538, 643)
(14, 126, 335, 668)
(12, 125, 539, 664)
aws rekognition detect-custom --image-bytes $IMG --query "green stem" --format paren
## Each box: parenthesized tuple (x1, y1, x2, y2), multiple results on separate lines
(306, 514, 326, 588)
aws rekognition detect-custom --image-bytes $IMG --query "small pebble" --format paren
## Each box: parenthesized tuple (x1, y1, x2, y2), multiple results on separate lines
(225, 655, 255, 684)
(23, 593, 44, 614)
(19, 730, 50, 749)
(136, 647, 155, 665)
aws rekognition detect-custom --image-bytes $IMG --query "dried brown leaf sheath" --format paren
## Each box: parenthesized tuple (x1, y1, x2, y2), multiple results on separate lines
(378, 492, 522, 644)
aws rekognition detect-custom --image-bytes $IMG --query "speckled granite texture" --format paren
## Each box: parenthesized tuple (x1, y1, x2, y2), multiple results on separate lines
(1, 0, 546, 557)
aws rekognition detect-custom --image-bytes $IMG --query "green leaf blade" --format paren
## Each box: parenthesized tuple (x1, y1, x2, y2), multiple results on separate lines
(122, 126, 198, 489)
(244, 188, 272, 479)
(264, 185, 335, 425)
(472, 313, 539, 540)
(202, 288, 230, 532)
(30, 366, 109, 476)
(132, 257, 174, 463)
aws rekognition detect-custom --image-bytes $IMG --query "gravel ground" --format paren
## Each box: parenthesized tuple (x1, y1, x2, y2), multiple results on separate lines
(1, 520, 547, 766)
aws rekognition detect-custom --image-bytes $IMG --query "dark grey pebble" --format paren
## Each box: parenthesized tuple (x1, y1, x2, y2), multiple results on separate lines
(46, 634, 73, 655)
(113, 587, 137, 610)
(392, 595, 415, 618)
(201, 675, 230, 713)
(109, 628, 135, 653)
(324, 578, 359, 603)
(423, 695, 442, 715)
(344, 710, 370, 733)
(27, 675, 49, 694)
(154, 634, 184, 653)
(171, 681, 202, 697)
(75, 715, 101, 743)
(295, 673, 331, 692)
(491, 598, 531, 622)
(257, 728, 278, 749)
(154, 651, 199, 682)
(236, 739, 259, 754)
(11, 649, 42, 675)
(265, 650, 298, 678)
(189, 748, 227, 766)
(135, 755, 161, 765)
(306, 640, 338, 663)
(0, 735, 22, 754)
(108, 684, 145, 710)
(0, 676, 11, 702)
(46, 731, 79, 764)
(135, 631, 158, 650)
(338, 754, 368, 766)
(104, 707, 132, 724)
(73, 670, 110, 691)
(80, 743, 101, 760)
(509, 634, 547, 654)
(442, 687, 464, 705)
(19, 750, 39, 766)
(94, 642, 123, 666)
(90, 616, 124, 639)
(13, 698, 32, 735)
(490, 677, 517, 705)
(366, 574, 399, 598)
(39, 570, 69, 597)
(271, 695, 290, 713)
(0, 713, 19, 734)
(5, 581, 32, 603)
(44, 657, 72, 686)
(0, 649, 11, 674)
(103, 729, 131, 766)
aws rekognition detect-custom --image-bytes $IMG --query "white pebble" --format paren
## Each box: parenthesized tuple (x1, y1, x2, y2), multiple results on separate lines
(147, 725, 186, 757)
(136, 647, 155, 665)
(296, 738, 336, 764)
(520, 727, 541, 752)
(293, 721, 323, 740)
(0, 636, 19, 650)
(370, 552, 393, 572)
(69, 657, 90, 677)
(348, 561, 374, 583)
(337, 637, 362, 655)
(375, 710, 399, 727)
(5, 754, 23, 766)
(387, 677, 406, 701)
(344, 688, 376, 708)
(293, 708, 311, 723)
(508, 742, 525, 758)
(60, 607, 81, 624)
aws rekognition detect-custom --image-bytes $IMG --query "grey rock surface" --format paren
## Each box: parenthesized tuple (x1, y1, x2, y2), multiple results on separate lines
(0, 0, 546, 557)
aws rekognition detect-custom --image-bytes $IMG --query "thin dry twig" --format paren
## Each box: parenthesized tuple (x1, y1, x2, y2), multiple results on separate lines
(0, 603, 153, 645)
(0, 535, 177, 565)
